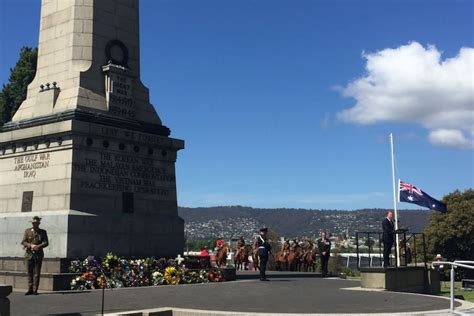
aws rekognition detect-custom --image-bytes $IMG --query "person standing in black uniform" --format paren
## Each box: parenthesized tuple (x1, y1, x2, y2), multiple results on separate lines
(255, 227, 272, 281)
(382, 211, 395, 267)
(318, 231, 331, 277)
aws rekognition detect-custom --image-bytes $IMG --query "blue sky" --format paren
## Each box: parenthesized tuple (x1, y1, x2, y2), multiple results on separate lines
(1, 0, 473, 210)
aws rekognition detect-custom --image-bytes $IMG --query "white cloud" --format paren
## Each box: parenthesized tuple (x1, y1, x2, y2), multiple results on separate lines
(428, 129, 473, 149)
(337, 42, 474, 149)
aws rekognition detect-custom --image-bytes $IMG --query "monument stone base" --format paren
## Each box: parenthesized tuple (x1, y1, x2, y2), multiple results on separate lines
(360, 267, 440, 294)
(0, 257, 78, 291)
(0, 110, 185, 290)
(1, 110, 185, 260)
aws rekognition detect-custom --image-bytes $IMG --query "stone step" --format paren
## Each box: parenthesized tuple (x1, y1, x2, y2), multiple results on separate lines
(0, 270, 79, 291)
(0, 257, 72, 273)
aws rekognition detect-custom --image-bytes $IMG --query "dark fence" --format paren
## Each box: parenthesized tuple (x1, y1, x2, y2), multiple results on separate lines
(355, 231, 427, 270)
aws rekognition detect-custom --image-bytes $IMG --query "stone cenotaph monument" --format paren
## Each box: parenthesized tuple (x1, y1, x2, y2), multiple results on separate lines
(0, 0, 184, 289)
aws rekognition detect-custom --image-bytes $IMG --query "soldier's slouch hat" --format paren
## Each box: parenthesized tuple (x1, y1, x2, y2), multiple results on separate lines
(31, 216, 41, 223)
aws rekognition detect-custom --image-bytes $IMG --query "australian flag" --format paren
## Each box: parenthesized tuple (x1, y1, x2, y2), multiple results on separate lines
(399, 180, 447, 213)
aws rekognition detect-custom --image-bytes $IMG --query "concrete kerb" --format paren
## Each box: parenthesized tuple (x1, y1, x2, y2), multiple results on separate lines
(102, 306, 473, 316)
(97, 283, 474, 316)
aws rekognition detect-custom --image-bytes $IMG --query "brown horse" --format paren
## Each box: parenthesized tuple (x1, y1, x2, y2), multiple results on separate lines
(275, 250, 289, 271)
(288, 245, 304, 271)
(234, 245, 252, 270)
(302, 247, 318, 272)
(216, 245, 229, 268)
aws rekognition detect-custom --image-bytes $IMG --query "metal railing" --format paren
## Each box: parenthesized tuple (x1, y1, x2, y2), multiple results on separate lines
(355, 231, 427, 269)
(432, 260, 474, 312)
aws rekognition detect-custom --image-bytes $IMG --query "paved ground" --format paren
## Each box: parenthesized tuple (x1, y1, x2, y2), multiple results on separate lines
(8, 272, 462, 316)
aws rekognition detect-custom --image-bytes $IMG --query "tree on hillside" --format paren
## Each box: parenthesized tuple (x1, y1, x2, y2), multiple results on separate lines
(0, 47, 37, 126)
(424, 189, 474, 261)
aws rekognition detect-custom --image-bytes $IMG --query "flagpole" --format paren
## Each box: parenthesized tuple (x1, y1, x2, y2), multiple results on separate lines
(390, 133, 400, 267)
(397, 178, 401, 203)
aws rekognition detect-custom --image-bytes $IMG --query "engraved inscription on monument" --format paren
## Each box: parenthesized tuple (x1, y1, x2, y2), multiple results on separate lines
(103, 64, 135, 119)
(73, 151, 175, 197)
(13, 153, 51, 178)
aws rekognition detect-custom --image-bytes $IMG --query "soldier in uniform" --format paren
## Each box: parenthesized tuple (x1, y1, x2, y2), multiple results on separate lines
(318, 231, 331, 277)
(21, 216, 49, 295)
(255, 227, 272, 281)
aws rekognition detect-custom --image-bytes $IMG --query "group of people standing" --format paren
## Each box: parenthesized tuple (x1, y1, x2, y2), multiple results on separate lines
(253, 228, 332, 281)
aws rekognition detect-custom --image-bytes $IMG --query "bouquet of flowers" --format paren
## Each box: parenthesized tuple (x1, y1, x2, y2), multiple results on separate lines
(69, 259, 86, 273)
(71, 271, 97, 290)
(181, 269, 193, 284)
(151, 271, 164, 285)
(199, 270, 210, 283)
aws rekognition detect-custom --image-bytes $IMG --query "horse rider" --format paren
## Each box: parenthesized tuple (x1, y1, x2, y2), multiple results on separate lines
(303, 238, 312, 250)
(237, 236, 245, 249)
(291, 239, 299, 250)
(282, 240, 291, 258)
(215, 238, 225, 253)
(255, 227, 272, 281)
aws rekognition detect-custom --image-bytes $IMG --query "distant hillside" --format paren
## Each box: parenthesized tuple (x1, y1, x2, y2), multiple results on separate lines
(178, 206, 431, 240)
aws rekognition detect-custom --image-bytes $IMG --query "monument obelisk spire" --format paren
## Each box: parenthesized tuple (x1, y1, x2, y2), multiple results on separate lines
(0, 0, 184, 287)
(13, 0, 161, 126)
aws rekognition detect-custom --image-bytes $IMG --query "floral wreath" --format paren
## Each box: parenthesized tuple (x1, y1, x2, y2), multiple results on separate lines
(103, 253, 120, 272)
(164, 266, 181, 285)
(208, 270, 224, 282)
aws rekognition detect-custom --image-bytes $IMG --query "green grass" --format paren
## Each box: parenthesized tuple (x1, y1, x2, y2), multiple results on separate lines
(439, 281, 474, 303)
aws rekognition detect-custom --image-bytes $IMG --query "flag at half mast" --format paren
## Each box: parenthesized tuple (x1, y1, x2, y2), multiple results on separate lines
(399, 180, 447, 213)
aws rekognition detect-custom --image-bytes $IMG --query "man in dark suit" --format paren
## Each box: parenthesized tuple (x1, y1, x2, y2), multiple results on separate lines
(382, 211, 395, 267)
(318, 232, 331, 277)
(255, 228, 272, 281)
(21, 216, 49, 295)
